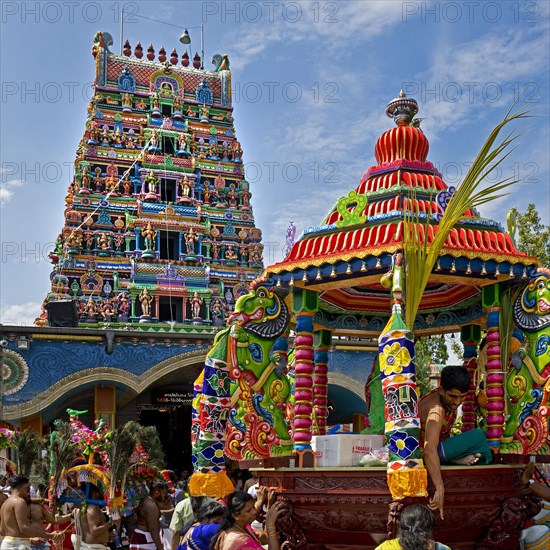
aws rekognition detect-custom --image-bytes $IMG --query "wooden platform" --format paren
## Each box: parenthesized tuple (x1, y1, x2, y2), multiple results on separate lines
(257, 465, 540, 549)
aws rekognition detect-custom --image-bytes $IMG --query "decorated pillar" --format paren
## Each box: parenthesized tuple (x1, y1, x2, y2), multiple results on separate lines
(460, 324, 481, 432)
(482, 284, 505, 449)
(379, 308, 427, 500)
(292, 288, 318, 450)
(178, 232, 183, 258)
(134, 227, 141, 251)
(313, 329, 331, 436)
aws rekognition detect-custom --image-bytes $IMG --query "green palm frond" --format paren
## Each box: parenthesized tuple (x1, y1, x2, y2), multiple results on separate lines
(404, 104, 532, 328)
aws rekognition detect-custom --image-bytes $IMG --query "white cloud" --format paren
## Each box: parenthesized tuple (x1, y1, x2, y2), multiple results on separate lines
(228, 0, 408, 69)
(0, 301, 41, 326)
(0, 178, 25, 206)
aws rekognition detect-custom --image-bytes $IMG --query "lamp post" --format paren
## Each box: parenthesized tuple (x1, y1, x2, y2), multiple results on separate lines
(179, 25, 205, 70)
(119, 8, 205, 70)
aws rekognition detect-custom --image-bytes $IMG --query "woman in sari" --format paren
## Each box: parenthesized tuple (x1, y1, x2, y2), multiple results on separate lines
(177, 501, 225, 550)
(375, 504, 451, 550)
(210, 491, 285, 550)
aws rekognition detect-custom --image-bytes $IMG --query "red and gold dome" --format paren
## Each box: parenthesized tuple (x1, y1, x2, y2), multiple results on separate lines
(263, 93, 538, 336)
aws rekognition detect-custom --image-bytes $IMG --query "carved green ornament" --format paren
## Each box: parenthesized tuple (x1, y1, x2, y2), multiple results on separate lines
(335, 190, 367, 228)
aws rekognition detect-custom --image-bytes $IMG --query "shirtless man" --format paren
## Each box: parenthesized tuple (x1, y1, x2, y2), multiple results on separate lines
(420, 365, 492, 520)
(80, 484, 117, 550)
(29, 495, 72, 550)
(128, 481, 167, 550)
(0, 476, 61, 550)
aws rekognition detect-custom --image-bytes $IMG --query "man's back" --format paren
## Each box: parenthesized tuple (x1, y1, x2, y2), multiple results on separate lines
(1, 496, 26, 537)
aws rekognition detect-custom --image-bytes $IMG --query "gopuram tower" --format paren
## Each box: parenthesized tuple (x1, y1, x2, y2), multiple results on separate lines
(37, 32, 263, 329)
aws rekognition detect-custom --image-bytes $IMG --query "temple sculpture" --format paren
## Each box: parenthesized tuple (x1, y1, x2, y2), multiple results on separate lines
(39, 32, 264, 328)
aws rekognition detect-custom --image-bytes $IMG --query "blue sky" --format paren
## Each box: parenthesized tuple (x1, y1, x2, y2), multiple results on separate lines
(1, 0, 549, 325)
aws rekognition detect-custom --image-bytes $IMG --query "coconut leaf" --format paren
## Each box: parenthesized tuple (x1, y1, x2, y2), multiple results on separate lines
(404, 105, 532, 328)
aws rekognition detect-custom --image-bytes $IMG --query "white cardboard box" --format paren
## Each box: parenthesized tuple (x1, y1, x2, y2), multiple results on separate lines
(311, 434, 385, 467)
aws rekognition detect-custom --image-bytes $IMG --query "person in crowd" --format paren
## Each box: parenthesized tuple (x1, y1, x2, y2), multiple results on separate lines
(170, 496, 216, 550)
(175, 501, 225, 550)
(129, 481, 167, 550)
(29, 488, 72, 550)
(159, 474, 176, 550)
(80, 484, 118, 550)
(420, 365, 492, 519)
(375, 504, 451, 550)
(243, 473, 258, 496)
(0, 476, 63, 550)
(210, 491, 285, 550)
(172, 483, 186, 508)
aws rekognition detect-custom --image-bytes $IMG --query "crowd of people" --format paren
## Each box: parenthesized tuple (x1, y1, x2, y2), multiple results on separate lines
(0, 469, 288, 550)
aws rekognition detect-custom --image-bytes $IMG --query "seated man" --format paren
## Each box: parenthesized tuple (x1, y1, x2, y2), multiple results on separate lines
(420, 365, 492, 519)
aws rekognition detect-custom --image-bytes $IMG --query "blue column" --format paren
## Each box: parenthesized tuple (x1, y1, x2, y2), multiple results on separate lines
(135, 228, 141, 251)
(178, 232, 183, 258)
(156, 230, 161, 253)
(198, 234, 203, 255)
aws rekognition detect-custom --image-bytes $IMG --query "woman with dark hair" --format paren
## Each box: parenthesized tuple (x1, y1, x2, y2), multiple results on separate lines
(375, 504, 451, 550)
(210, 491, 285, 550)
(176, 501, 225, 550)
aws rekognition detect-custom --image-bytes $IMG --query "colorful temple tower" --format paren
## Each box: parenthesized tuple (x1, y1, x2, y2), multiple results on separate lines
(38, 32, 263, 329)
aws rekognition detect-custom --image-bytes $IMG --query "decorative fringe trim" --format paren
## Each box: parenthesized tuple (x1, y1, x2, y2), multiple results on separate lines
(188, 471, 234, 499)
(387, 468, 428, 499)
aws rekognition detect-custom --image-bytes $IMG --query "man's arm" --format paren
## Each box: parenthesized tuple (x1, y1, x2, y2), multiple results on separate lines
(87, 506, 112, 537)
(169, 501, 186, 550)
(14, 500, 51, 538)
(144, 500, 163, 550)
(423, 404, 445, 520)
(43, 507, 72, 525)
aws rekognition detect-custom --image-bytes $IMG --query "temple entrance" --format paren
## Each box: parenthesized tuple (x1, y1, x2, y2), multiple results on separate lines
(138, 402, 193, 474)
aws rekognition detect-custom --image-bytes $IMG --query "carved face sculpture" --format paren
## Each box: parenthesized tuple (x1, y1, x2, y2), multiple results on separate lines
(514, 269, 550, 332)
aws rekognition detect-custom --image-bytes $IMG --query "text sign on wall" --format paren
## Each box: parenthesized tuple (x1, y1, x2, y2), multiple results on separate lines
(152, 390, 194, 405)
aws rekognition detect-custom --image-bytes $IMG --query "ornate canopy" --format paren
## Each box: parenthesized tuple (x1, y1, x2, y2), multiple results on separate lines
(263, 93, 538, 336)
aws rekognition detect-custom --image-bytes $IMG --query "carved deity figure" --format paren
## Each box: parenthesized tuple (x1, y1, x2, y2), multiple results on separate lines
(190, 291, 203, 318)
(143, 222, 157, 251)
(185, 227, 198, 254)
(251, 245, 263, 263)
(149, 130, 159, 149)
(122, 92, 132, 105)
(145, 170, 158, 194)
(211, 242, 220, 260)
(151, 89, 160, 109)
(225, 244, 237, 261)
(178, 133, 190, 151)
(80, 166, 90, 189)
(84, 297, 96, 317)
(135, 98, 147, 110)
(98, 233, 110, 250)
(173, 96, 182, 111)
(180, 176, 191, 197)
(139, 288, 153, 317)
